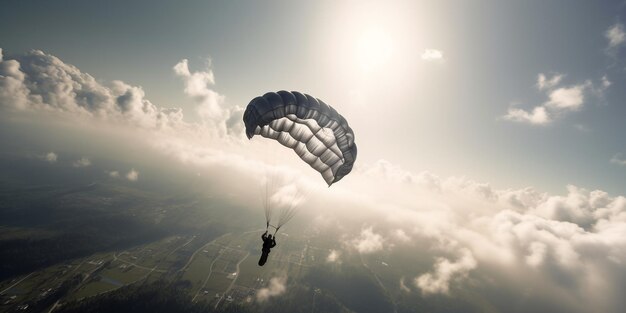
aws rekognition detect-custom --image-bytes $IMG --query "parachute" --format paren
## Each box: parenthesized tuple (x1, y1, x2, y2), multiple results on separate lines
(243, 91, 357, 186)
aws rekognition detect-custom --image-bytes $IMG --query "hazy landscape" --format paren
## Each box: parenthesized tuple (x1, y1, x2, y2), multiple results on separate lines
(0, 171, 475, 313)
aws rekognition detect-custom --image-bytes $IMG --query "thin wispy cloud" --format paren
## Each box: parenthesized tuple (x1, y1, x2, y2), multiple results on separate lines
(537, 73, 564, 90)
(73, 157, 91, 168)
(574, 124, 591, 132)
(606, 22, 625, 49)
(610, 154, 626, 166)
(420, 49, 444, 62)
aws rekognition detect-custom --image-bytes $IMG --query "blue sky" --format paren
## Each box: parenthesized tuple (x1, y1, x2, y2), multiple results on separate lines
(2, 0, 624, 194)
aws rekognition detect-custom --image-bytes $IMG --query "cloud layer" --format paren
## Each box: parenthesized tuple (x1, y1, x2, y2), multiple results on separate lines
(0, 49, 184, 130)
(327, 159, 626, 312)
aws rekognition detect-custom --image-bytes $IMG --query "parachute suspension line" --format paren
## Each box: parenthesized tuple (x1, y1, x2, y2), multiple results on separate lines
(272, 182, 311, 235)
(264, 175, 270, 230)
(262, 143, 279, 231)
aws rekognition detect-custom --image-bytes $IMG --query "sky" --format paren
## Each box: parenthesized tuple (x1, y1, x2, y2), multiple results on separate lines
(2, 0, 626, 194)
(2, 1, 626, 312)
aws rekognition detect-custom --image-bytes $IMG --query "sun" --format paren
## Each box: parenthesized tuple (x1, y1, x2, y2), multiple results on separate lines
(356, 28, 393, 72)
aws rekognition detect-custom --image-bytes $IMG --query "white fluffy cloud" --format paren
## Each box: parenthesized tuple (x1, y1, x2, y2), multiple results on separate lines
(0, 49, 184, 130)
(420, 49, 444, 62)
(415, 248, 477, 295)
(545, 83, 588, 110)
(503, 20, 618, 126)
(350, 227, 384, 254)
(503, 106, 551, 125)
(317, 158, 626, 311)
(503, 73, 603, 125)
(173, 58, 242, 137)
(256, 276, 287, 302)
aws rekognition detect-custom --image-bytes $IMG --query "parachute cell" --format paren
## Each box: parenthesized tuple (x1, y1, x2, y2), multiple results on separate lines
(243, 91, 357, 185)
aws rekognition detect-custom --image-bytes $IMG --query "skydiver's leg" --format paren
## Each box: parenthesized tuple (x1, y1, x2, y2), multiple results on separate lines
(258, 251, 269, 266)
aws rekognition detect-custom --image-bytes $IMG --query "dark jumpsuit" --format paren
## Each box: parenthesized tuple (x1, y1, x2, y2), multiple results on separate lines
(258, 232, 276, 266)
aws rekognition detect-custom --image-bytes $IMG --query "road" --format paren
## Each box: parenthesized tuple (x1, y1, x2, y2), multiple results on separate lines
(0, 273, 33, 295)
(214, 251, 250, 309)
(191, 253, 221, 302)
(113, 253, 167, 272)
(178, 233, 231, 274)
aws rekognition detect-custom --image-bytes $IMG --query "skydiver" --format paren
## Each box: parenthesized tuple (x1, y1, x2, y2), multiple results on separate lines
(258, 230, 277, 266)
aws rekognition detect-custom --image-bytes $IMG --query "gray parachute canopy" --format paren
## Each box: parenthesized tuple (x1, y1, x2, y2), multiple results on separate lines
(243, 91, 357, 186)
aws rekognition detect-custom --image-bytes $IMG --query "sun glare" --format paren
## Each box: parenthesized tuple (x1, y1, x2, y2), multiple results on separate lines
(356, 29, 393, 72)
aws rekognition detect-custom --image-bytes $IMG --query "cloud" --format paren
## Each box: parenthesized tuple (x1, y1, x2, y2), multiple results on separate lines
(326, 249, 340, 263)
(420, 49, 444, 62)
(503, 106, 551, 125)
(606, 22, 626, 49)
(320, 158, 626, 311)
(537, 73, 564, 90)
(393, 229, 411, 242)
(173, 58, 242, 136)
(350, 226, 384, 254)
(256, 276, 287, 302)
(0, 50, 184, 130)
(502, 74, 604, 125)
(574, 124, 591, 132)
(72, 157, 91, 168)
(399, 277, 411, 292)
(601, 75, 612, 89)
(610, 154, 626, 166)
(415, 248, 477, 295)
(44, 152, 58, 163)
(126, 169, 139, 181)
(545, 83, 588, 111)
